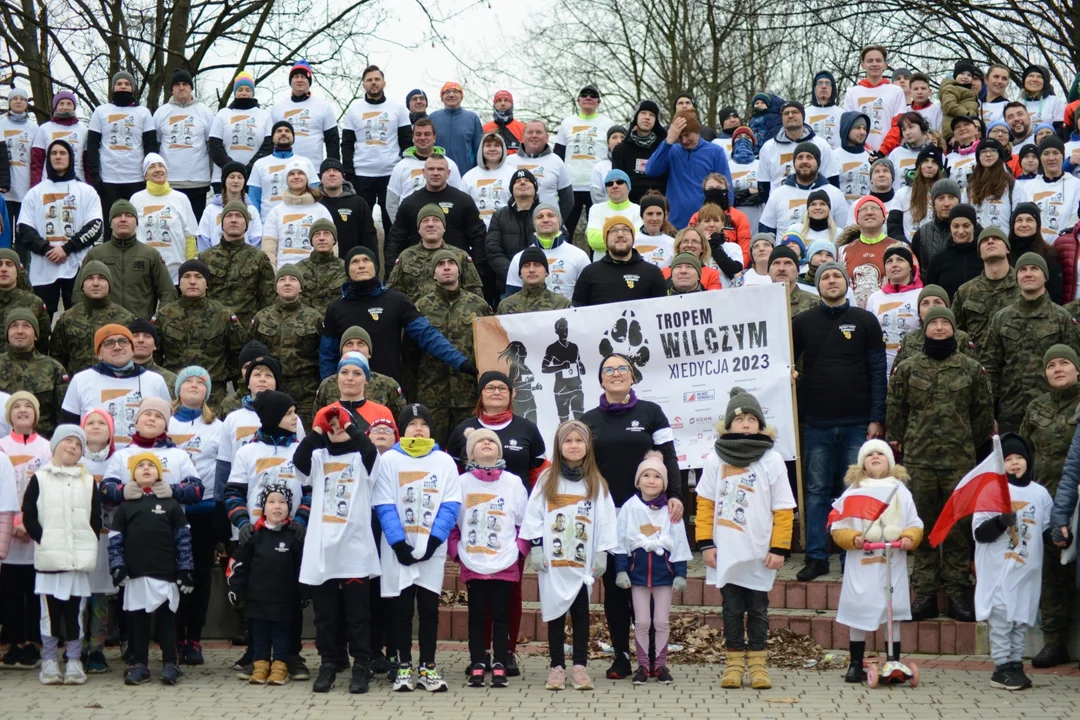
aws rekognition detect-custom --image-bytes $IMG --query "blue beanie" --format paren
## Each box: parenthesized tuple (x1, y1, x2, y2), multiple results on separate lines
(175, 365, 211, 399)
(604, 168, 631, 191)
(406, 88, 427, 105)
(805, 238, 836, 262)
(780, 229, 807, 256)
(338, 351, 370, 380)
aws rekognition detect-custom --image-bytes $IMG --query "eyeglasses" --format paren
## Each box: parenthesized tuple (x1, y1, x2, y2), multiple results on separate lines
(605, 180, 626, 187)
(102, 338, 130, 349)
(601, 364, 632, 377)
(368, 427, 395, 436)
(483, 385, 510, 394)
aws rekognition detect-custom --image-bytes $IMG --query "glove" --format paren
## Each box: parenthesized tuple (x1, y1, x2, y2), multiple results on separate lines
(111, 566, 128, 588)
(333, 404, 353, 429)
(529, 545, 548, 573)
(312, 405, 337, 434)
(1051, 525, 1073, 547)
(123, 482, 143, 500)
(291, 522, 306, 543)
(615, 571, 631, 589)
(421, 535, 442, 561)
(151, 481, 173, 499)
(460, 359, 478, 377)
(672, 576, 687, 593)
(999, 512, 1017, 529)
(177, 571, 195, 594)
(392, 540, 417, 566)
(238, 523, 255, 545)
(592, 551, 608, 578)
(227, 590, 240, 608)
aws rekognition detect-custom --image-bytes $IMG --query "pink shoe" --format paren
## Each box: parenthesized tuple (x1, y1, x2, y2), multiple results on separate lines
(546, 666, 566, 690)
(571, 664, 593, 690)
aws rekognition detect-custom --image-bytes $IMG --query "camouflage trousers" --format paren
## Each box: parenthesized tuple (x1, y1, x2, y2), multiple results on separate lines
(1040, 543, 1077, 647)
(429, 406, 475, 448)
(909, 466, 972, 596)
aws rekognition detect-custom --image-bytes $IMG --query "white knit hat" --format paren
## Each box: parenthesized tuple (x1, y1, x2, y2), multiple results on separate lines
(857, 439, 895, 472)
(142, 152, 167, 177)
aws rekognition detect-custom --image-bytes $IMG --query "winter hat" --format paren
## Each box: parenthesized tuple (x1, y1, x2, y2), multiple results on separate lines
(7, 87, 28, 102)
(923, 305, 956, 329)
(430, 248, 459, 276)
(916, 144, 945, 171)
(532, 202, 562, 226)
(5, 307, 38, 337)
(977, 138, 1006, 162)
(717, 107, 740, 126)
(853, 195, 887, 219)
(953, 60, 979, 79)
(950, 115, 977, 134)
(135, 396, 172, 424)
(606, 125, 628, 141)
(284, 157, 310, 182)
(80, 408, 115, 456)
(93, 323, 133, 353)
(111, 71, 136, 91)
(1039, 135, 1066, 155)
(977, 226, 1009, 249)
(78, 260, 113, 289)
(807, 189, 831, 209)
(892, 68, 912, 81)
(673, 109, 701, 134)
(1044, 343, 1080, 370)
(289, 60, 313, 81)
(177, 259, 210, 283)
(441, 81, 464, 96)
(174, 365, 211, 400)
(221, 161, 248, 185)
(271, 119, 294, 138)
(239, 340, 271, 369)
(406, 89, 427, 106)
(339, 326, 373, 354)
(603, 215, 634, 238)
(634, 450, 668, 490)
(276, 264, 303, 287)
(244, 354, 283, 389)
(221, 200, 250, 224)
(815, 260, 849, 291)
(417, 203, 446, 228)
(510, 168, 538, 193)
(346, 245, 380, 275)
(768, 244, 800, 269)
(170, 68, 194, 89)
(871, 157, 896, 181)
(233, 72, 256, 93)
(127, 451, 164, 480)
(883, 244, 914, 269)
(1000, 432, 1033, 474)
(780, 229, 806, 256)
(258, 482, 294, 511)
(632, 99, 662, 128)
(127, 318, 157, 343)
(367, 417, 399, 442)
(397, 403, 435, 433)
(670, 252, 702, 275)
(465, 428, 503, 461)
(857, 439, 895, 472)
(477, 370, 512, 398)
(639, 194, 667, 214)
(805, 238, 836, 262)
(493, 90, 513, 104)
(52, 91, 76, 112)
(781, 100, 806, 118)
(793, 141, 820, 166)
(1016, 251, 1049, 280)
(723, 386, 766, 430)
(142, 152, 167, 177)
(254, 390, 295, 430)
(5, 391, 39, 426)
(731, 126, 755, 145)
(307, 218, 336, 244)
(337, 351, 370, 380)
(0, 248, 20, 267)
(917, 284, 950, 307)
(518, 246, 549, 274)
(946, 205, 977, 231)
(555, 420, 592, 453)
(604, 168, 631, 190)
(110, 198, 138, 221)
(50, 424, 86, 455)
(1019, 143, 1040, 160)
(930, 178, 962, 201)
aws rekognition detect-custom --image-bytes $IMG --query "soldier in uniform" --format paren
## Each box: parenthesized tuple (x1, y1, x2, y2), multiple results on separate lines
(952, 227, 1020, 360)
(248, 265, 323, 424)
(496, 246, 570, 314)
(314, 326, 404, 418)
(984, 252, 1080, 433)
(1018, 344, 1080, 668)
(78, 200, 178, 320)
(198, 200, 276, 327)
(413, 248, 490, 445)
(0, 308, 69, 436)
(153, 259, 248, 410)
(295, 218, 347, 317)
(50, 260, 135, 374)
(128, 318, 178, 397)
(216, 340, 272, 419)
(892, 285, 976, 371)
(887, 305, 994, 623)
(666, 252, 705, 295)
(0, 248, 50, 354)
(386, 203, 483, 303)
(768, 243, 818, 317)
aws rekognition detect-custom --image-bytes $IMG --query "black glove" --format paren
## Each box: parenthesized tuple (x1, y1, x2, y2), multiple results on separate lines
(111, 566, 128, 587)
(1051, 525, 1073, 548)
(998, 512, 1017, 529)
(292, 522, 306, 543)
(460, 359, 478, 377)
(177, 571, 195, 594)
(421, 535, 443, 561)
(392, 540, 417, 566)
(238, 522, 255, 545)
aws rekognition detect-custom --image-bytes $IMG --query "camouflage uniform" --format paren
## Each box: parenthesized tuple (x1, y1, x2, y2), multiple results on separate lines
(887, 350, 995, 596)
(952, 269, 1020, 360)
(199, 240, 276, 328)
(217, 390, 244, 420)
(49, 298, 135, 374)
(153, 296, 248, 410)
(78, 234, 177, 320)
(1019, 385, 1080, 650)
(249, 298, 323, 424)
(314, 371, 405, 419)
(414, 284, 490, 445)
(892, 327, 976, 373)
(1065, 296, 1080, 320)
(386, 243, 483, 303)
(496, 285, 571, 315)
(788, 286, 819, 318)
(138, 359, 178, 399)
(295, 250, 348, 317)
(0, 287, 50, 354)
(983, 294, 1080, 432)
(0, 348, 69, 437)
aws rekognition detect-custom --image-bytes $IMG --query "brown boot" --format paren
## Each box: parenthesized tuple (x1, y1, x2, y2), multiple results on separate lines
(748, 650, 771, 689)
(268, 660, 289, 685)
(249, 660, 270, 685)
(721, 651, 745, 688)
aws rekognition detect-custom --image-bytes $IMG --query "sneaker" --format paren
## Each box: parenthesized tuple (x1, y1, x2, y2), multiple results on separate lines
(393, 664, 414, 692)
(18, 643, 41, 669)
(990, 664, 1024, 691)
(491, 662, 508, 688)
(1010, 661, 1033, 690)
(86, 650, 109, 674)
(175, 641, 188, 666)
(185, 641, 204, 666)
(545, 666, 566, 690)
(654, 666, 674, 684)
(124, 663, 151, 685)
(606, 651, 632, 680)
(64, 658, 87, 683)
(349, 663, 370, 694)
(417, 663, 448, 692)
(632, 665, 650, 685)
(385, 653, 399, 683)
(39, 658, 63, 685)
(1, 645, 19, 666)
(467, 662, 486, 688)
(235, 660, 255, 680)
(232, 649, 253, 671)
(287, 655, 310, 681)
(465, 652, 490, 677)
(571, 664, 593, 690)
(504, 652, 521, 677)
(312, 664, 336, 693)
(160, 663, 181, 686)
(371, 650, 390, 675)
(795, 558, 830, 582)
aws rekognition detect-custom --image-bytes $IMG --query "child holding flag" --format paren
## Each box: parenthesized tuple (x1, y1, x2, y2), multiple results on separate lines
(829, 440, 923, 684)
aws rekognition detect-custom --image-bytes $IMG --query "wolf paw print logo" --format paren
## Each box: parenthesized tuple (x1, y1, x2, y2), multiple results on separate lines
(600, 310, 649, 381)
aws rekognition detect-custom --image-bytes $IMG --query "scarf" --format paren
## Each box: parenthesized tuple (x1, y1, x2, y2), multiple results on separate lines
(954, 142, 979, 156)
(131, 431, 170, 449)
(398, 436, 436, 457)
(85, 444, 111, 463)
(808, 215, 830, 231)
(562, 464, 584, 482)
(713, 432, 774, 467)
(493, 106, 514, 125)
(466, 460, 506, 482)
(859, 231, 888, 245)
(870, 188, 895, 203)
(923, 335, 957, 360)
(256, 427, 297, 446)
(641, 491, 668, 510)
(174, 406, 202, 422)
(629, 131, 657, 149)
(147, 180, 172, 196)
(6, 111, 28, 124)
(480, 410, 514, 426)
(241, 394, 256, 411)
(230, 98, 258, 110)
(598, 389, 638, 414)
(731, 137, 755, 164)
(536, 233, 559, 249)
(95, 360, 139, 377)
(112, 91, 136, 107)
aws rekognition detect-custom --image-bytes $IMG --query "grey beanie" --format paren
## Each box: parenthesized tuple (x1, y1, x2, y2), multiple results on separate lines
(931, 178, 962, 202)
(723, 386, 766, 430)
(871, 157, 895, 180)
(815, 260, 849, 292)
(111, 71, 136, 91)
(50, 424, 87, 455)
(532, 202, 562, 226)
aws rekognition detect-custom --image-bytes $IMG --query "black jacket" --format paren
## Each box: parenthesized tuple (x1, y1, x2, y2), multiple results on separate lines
(228, 521, 303, 622)
(486, 198, 540, 291)
(611, 137, 666, 202)
(571, 250, 667, 307)
(107, 493, 189, 581)
(319, 181, 379, 260)
(446, 416, 547, 486)
(386, 186, 488, 269)
(926, 240, 984, 300)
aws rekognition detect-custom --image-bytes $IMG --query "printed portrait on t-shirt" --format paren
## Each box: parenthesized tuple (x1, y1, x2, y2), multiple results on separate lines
(552, 537, 564, 557)
(404, 507, 415, 524)
(469, 508, 480, 526)
(405, 486, 416, 504)
(552, 512, 566, 532)
(336, 500, 348, 518)
(486, 532, 499, 549)
(574, 521, 587, 539)
(422, 510, 432, 528)
(574, 543, 586, 562)
(467, 529, 477, 545)
(486, 515, 500, 532)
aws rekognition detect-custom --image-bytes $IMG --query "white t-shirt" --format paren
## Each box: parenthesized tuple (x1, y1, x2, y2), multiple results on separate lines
(18, 178, 101, 285)
(0, 436, 49, 565)
(61, 368, 172, 450)
(589, 158, 612, 206)
(555, 115, 614, 191)
(386, 153, 463, 222)
(843, 82, 906, 151)
(216, 407, 304, 465)
(757, 134, 838, 185)
(886, 146, 924, 189)
(248, 153, 319, 220)
(507, 153, 573, 208)
(946, 150, 978, 192)
(520, 472, 617, 621)
(342, 98, 411, 177)
(1023, 95, 1066, 126)
(696, 448, 796, 592)
(462, 162, 517, 227)
(614, 493, 692, 567)
(807, 106, 845, 149)
(505, 240, 591, 299)
(130, 188, 200, 283)
(88, 103, 155, 184)
(893, 185, 928, 242)
(32, 121, 89, 182)
(834, 149, 873, 202)
(741, 268, 772, 286)
(454, 470, 528, 576)
(1026, 174, 1080, 242)
(634, 232, 677, 269)
(168, 415, 224, 503)
(208, 106, 272, 183)
(270, 94, 338, 167)
(103, 445, 200, 495)
(913, 102, 943, 133)
(865, 286, 922, 375)
(760, 182, 850, 240)
(0, 114, 38, 201)
(227, 439, 303, 522)
(196, 199, 263, 251)
(962, 183, 1031, 232)
(262, 198, 335, 268)
(152, 101, 215, 184)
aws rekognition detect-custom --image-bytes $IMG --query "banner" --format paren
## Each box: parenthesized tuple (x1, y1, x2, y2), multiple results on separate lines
(474, 282, 797, 469)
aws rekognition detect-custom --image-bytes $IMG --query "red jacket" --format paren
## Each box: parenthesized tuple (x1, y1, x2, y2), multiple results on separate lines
(482, 119, 525, 154)
(1055, 223, 1079, 304)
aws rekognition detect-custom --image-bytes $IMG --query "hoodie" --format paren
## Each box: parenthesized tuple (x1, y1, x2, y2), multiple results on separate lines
(807, 71, 844, 149)
(611, 101, 668, 201)
(1022, 65, 1066, 126)
(461, 132, 516, 227)
(318, 179, 379, 258)
(834, 111, 873, 202)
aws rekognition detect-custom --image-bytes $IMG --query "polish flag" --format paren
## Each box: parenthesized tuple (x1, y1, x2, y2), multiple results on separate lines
(827, 486, 894, 527)
(929, 435, 1011, 547)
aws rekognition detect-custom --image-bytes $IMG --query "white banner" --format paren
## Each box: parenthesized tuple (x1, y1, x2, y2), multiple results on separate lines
(474, 282, 797, 469)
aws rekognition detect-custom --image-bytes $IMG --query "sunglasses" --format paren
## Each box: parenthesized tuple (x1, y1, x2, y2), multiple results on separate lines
(579, 92, 599, 99)
(601, 364, 632, 377)
(605, 179, 626, 187)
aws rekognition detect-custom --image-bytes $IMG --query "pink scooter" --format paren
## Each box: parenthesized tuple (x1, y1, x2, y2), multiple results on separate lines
(860, 541, 919, 688)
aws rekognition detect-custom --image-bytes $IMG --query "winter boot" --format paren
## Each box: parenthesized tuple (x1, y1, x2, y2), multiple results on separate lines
(748, 650, 771, 689)
(721, 650, 745, 688)
(268, 660, 289, 685)
(249, 660, 270, 685)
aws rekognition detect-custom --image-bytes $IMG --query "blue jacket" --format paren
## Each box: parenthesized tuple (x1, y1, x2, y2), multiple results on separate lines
(429, 108, 485, 174)
(614, 547, 687, 587)
(374, 444, 462, 547)
(645, 139, 733, 228)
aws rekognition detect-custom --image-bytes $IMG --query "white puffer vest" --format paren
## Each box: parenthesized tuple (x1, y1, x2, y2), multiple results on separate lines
(34, 463, 98, 573)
